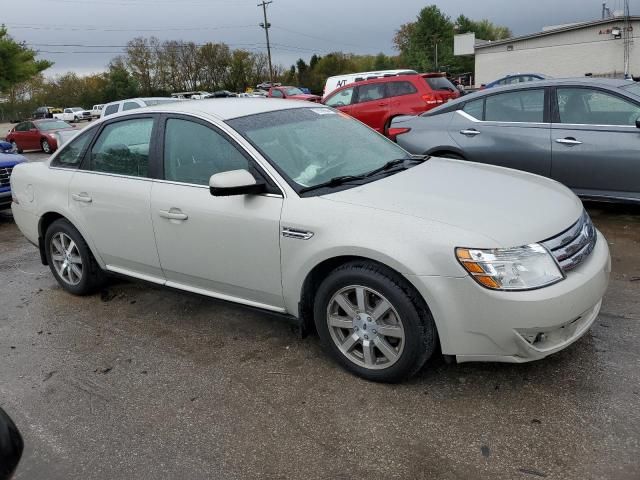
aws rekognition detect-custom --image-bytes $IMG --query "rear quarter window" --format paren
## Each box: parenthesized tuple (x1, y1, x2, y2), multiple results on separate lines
(424, 77, 456, 92)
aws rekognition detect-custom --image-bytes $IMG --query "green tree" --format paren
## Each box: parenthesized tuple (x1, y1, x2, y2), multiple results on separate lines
(0, 26, 52, 93)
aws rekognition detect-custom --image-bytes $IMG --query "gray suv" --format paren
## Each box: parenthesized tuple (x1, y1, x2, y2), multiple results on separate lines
(392, 78, 640, 203)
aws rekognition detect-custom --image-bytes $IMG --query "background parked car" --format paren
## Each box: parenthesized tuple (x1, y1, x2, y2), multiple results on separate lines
(53, 107, 92, 122)
(323, 73, 460, 136)
(5, 119, 77, 154)
(32, 106, 63, 119)
(323, 69, 418, 98)
(392, 77, 640, 203)
(483, 73, 550, 89)
(100, 97, 183, 117)
(267, 86, 321, 102)
(91, 104, 104, 118)
(0, 141, 27, 210)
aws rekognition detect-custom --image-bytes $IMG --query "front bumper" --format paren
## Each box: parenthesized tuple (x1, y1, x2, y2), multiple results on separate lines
(407, 230, 611, 363)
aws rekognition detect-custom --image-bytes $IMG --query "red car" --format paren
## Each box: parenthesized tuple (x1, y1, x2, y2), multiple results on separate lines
(268, 86, 321, 102)
(6, 119, 76, 154)
(322, 73, 460, 136)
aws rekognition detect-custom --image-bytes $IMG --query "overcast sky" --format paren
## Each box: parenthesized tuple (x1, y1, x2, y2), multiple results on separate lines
(3, 0, 638, 77)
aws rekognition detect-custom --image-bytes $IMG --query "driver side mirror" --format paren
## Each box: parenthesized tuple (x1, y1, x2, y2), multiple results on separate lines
(209, 169, 267, 197)
(636, 117, 640, 129)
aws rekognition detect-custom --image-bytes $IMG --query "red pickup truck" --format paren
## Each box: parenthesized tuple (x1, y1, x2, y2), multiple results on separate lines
(268, 86, 321, 102)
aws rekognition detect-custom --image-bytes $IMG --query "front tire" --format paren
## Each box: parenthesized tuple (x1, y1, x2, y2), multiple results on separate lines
(314, 261, 437, 382)
(44, 219, 107, 295)
(41, 139, 51, 154)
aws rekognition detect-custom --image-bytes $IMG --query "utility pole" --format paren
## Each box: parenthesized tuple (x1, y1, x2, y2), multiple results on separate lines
(623, 0, 631, 78)
(258, 0, 274, 83)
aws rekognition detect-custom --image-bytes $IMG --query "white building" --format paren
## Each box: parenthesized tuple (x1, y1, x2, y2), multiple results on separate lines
(471, 16, 639, 85)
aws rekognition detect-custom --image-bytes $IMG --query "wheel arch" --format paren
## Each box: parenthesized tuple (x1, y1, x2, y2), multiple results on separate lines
(427, 148, 466, 159)
(38, 211, 105, 268)
(298, 255, 439, 348)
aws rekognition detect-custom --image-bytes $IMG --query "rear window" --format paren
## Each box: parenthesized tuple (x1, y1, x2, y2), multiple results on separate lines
(423, 76, 456, 92)
(37, 120, 73, 131)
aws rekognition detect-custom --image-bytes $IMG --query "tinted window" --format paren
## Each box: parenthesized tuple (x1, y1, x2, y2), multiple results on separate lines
(356, 83, 386, 103)
(15, 122, 28, 132)
(325, 87, 355, 107)
(485, 89, 545, 122)
(103, 104, 120, 116)
(387, 81, 418, 98)
(163, 118, 248, 185)
(51, 129, 94, 168)
(462, 99, 484, 120)
(557, 88, 640, 126)
(123, 101, 140, 111)
(424, 76, 456, 92)
(271, 89, 284, 98)
(87, 118, 154, 177)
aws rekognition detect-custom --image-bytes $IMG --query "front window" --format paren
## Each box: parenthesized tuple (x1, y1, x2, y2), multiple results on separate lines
(557, 88, 640, 126)
(227, 108, 410, 192)
(325, 87, 355, 107)
(285, 87, 303, 96)
(71, 108, 83, 112)
(37, 120, 73, 131)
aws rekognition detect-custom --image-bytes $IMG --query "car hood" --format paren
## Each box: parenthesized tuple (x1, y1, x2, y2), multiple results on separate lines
(322, 157, 583, 247)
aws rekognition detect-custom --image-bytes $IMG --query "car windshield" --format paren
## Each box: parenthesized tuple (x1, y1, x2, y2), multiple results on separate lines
(285, 87, 304, 95)
(228, 107, 411, 192)
(71, 107, 83, 112)
(37, 120, 73, 131)
(424, 76, 456, 92)
(621, 83, 640, 97)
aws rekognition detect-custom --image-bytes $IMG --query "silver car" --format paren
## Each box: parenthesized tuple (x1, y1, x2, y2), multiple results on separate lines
(392, 78, 640, 204)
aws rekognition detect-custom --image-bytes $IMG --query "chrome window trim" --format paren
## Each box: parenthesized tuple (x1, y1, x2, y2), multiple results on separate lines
(551, 122, 639, 129)
(456, 110, 550, 126)
(151, 178, 284, 198)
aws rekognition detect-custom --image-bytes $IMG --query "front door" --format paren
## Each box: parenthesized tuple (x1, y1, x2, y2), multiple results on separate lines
(353, 83, 390, 133)
(451, 88, 552, 177)
(551, 86, 640, 199)
(69, 115, 164, 280)
(150, 116, 285, 310)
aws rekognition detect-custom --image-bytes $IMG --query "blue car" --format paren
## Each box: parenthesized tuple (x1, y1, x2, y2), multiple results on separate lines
(0, 141, 27, 210)
(483, 73, 549, 89)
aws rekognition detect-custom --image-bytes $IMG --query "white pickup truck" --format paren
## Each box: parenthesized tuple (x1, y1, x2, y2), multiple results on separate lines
(90, 104, 104, 118)
(53, 107, 92, 122)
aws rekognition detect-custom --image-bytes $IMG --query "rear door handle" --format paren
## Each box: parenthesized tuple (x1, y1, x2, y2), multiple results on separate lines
(460, 129, 480, 136)
(71, 192, 92, 203)
(159, 209, 188, 221)
(555, 137, 582, 146)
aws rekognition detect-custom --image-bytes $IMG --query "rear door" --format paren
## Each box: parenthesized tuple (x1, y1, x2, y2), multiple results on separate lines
(69, 114, 163, 280)
(353, 82, 390, 133)
(450, 87, 552, 177)
(551, 86, 640, 199)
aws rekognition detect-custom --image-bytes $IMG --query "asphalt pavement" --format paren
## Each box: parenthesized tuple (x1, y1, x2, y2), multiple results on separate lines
(0, 152, 638, 479)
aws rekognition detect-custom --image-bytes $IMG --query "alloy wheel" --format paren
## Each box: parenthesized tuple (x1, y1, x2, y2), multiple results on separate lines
(326, 285, 405, 370)
(50, 232, 83, 285)
(42, 140, 51, 153)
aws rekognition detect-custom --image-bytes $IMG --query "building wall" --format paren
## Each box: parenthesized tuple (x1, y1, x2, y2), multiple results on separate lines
(475, 20, 639, 85)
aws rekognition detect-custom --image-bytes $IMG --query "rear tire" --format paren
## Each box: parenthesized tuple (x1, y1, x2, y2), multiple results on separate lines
(44, 219, 107, 295)
(314, 260, 437, 383)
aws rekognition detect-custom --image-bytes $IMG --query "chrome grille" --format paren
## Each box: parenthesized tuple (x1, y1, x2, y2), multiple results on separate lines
(541, 211, 597, 272)
(0, 166, 13, 187)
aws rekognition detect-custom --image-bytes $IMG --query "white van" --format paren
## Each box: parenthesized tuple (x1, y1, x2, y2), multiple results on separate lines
(100, 97, 183, 118)
(323, 69, 418, 98)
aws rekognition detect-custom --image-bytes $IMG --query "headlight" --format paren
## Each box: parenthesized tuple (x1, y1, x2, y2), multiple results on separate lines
(455, 244, 563, 291)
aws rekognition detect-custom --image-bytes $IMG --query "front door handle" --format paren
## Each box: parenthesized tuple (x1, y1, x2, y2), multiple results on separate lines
(555, 137, 582, 146)
(159, 209, 188, 221)
(71, 192, 92, 203)
(460, 129, 481, 137)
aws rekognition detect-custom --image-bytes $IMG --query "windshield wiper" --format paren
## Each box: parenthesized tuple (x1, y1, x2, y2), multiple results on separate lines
(363, 155, 429, 178)
(298, 175, 367, 194)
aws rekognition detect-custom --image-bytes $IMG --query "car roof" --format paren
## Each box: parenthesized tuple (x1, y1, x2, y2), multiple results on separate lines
(430, 77, 638, 112)
(140, 98, 318, 120)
